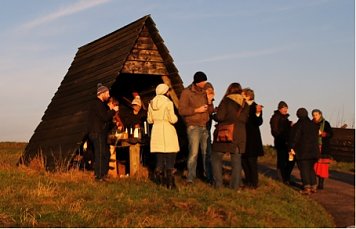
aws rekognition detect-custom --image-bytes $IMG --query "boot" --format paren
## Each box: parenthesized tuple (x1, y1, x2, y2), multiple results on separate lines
(154, 169, 163, 185)
(166, 169, 176, 190)
(317, 177, 324, 190)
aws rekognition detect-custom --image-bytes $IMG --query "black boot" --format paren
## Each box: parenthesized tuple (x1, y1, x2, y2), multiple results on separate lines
(317, 177, 324, 190)
(154, 169, 163, 185)
(166, 169, 176, 190)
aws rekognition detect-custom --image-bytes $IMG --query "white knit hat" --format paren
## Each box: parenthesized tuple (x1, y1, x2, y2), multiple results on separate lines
(131, 96, 142, 107)
(97, 83, 109, 95)
(155, 83, 170, 95)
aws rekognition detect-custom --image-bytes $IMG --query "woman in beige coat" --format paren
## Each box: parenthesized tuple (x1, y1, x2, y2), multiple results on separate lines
(147, 83, 179, 189)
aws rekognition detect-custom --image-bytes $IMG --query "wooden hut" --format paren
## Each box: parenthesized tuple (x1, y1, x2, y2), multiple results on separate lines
(21, 15, 187, 170)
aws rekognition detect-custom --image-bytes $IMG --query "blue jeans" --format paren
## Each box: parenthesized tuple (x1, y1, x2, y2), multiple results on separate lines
(186, 126, 209, 182)
(212, 149, 242, 189)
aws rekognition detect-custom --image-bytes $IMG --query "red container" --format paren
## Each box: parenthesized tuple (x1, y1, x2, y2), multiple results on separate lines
(314, 158, 331, 178)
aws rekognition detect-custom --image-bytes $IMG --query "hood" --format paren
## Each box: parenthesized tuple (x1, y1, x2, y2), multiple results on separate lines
(227, 94, 244, 106)
(150, 95, 169, 111)
(274, 109, 290, 118)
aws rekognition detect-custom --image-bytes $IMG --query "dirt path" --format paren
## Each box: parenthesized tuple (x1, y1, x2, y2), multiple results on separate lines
(259, 164, 355, 227)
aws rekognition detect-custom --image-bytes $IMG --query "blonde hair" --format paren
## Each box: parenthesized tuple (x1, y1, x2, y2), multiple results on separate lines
(242, 88, 254, 100)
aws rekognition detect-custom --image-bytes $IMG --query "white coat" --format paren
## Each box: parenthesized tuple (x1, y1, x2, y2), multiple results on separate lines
(147, 94, 179, 153)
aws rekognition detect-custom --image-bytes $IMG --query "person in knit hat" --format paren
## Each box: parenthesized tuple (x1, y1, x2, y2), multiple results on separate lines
(88, 83, 118, 181)
(270, 100, 294, 185)
(289, 108, 319, 194)
(179, 71, 214, 184)
(121, 91, 147, 135)
(147, 83, 179, 189)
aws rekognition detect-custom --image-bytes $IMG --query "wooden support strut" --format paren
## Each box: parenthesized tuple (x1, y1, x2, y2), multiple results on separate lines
(161, 75, 179, 109)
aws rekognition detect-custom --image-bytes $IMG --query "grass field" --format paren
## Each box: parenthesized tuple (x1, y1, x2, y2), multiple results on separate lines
(0, 142, 337, 227)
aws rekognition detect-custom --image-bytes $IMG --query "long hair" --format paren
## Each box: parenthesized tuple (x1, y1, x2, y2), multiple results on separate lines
(224, 82, 242, 97)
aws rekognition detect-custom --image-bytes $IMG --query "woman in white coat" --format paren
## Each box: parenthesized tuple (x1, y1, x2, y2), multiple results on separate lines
(147, 83, 180, 189)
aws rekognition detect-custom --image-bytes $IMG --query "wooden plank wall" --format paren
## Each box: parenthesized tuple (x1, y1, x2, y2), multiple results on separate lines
(329, 128, 355, 162)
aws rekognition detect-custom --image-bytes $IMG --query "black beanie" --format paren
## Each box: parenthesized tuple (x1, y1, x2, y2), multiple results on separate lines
(296, 108, 308, 118)
(278, 101, 288, 109)
(193, 71, 207, 84)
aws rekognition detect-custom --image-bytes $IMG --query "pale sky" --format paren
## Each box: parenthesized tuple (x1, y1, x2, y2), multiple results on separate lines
(0, 0, 354, 145)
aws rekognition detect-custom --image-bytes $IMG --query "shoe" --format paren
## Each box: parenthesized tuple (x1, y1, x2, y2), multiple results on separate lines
(300, 188, 312, 195)
(95, 177, 106, 182)
(186, 180, 193, 185)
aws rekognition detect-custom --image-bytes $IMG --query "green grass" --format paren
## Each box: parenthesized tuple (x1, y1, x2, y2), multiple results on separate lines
(0, 142, 335, 227)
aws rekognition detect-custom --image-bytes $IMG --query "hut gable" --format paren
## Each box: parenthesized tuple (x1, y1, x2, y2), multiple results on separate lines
(21, 15, 184, 169)
(122, 26, 168, 75)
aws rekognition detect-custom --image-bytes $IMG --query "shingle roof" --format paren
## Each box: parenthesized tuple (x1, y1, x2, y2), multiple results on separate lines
(21, 15, 185, 169)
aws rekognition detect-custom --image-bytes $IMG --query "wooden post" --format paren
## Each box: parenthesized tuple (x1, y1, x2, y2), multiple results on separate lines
(129, 143, 141, 176)
(108, 145, 118, 178)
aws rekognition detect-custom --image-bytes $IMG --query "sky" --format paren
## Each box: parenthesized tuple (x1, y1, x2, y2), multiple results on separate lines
(0, 0, 354, 145)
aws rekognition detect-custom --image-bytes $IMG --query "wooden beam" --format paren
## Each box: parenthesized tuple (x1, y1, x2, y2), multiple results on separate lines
(161, 75, 179, 109)
(122, 60, 168, 75)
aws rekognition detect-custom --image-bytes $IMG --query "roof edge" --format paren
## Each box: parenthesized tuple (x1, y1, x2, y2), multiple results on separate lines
(79, 15, 151, 49)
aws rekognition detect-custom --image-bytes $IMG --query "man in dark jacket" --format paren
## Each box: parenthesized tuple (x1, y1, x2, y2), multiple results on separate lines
(88, 83, 118, 181)
(179, 71, 214, 183)
(270, 101, 293, 184)
(289, 108, 319, 194)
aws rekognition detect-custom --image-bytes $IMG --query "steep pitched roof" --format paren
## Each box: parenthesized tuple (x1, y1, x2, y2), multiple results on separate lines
(22, 15, 184, 169)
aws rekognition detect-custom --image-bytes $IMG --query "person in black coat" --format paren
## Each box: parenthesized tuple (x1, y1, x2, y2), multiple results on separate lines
(270, 101, 294, 184)
(211, 83, 249, 190)
(289, 108, 319, 194)
(88, 83, 118, 181)
(241, 88, 264, 189)
(312, 109, 333, 189)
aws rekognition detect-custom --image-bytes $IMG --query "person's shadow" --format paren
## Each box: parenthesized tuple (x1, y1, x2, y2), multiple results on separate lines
(258, 164, 304, 190)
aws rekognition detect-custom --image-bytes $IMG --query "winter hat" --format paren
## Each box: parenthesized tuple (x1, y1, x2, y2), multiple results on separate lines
(193, 71, 207, 84)
(131, 96, 142, 107)
(278, 101, 288, 109)
(155, 83, 170, 95)
(97, 83, 109, 95)
(296, 108, 308, 118)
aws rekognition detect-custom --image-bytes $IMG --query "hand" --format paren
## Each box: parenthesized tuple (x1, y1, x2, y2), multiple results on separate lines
(207, 93, 214, 104)
(113, 106, 119, 112)
(195, 105, 208, 113)
(256, 104, 263, 113)
(321, 131, 327, 137)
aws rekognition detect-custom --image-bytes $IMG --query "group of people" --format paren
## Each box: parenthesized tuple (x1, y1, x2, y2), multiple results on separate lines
(271, 102, 333, 194)
(87, 71, 333, 195)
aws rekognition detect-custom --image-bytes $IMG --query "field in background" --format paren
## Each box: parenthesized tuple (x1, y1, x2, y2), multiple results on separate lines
(0, 142, 336, 227)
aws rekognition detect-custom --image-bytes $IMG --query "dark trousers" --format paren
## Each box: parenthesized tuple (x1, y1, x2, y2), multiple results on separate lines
(241, 156, 258, 188)
(276, 148, 295, 182)
(205, 133, 213, 181)
(297, 159, 317, 188)
(155, 153, 176, 170)
(89, 133, 110, 179)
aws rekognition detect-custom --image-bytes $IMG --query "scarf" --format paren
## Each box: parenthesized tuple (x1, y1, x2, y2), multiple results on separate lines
(315, 116, 325, 145)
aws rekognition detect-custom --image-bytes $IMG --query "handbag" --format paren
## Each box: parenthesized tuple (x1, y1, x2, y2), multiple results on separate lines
(214, 101, 244, 143)
(216, 123, 234, 142)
